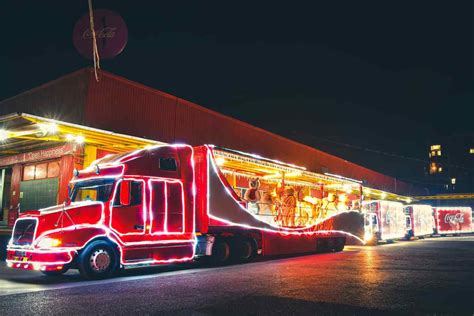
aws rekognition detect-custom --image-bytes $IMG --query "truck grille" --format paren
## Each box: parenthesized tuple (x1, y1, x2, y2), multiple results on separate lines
(12, 219, 37, 246)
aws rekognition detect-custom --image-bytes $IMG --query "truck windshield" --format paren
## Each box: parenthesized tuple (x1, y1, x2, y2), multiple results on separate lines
(70, 179, 115, 203)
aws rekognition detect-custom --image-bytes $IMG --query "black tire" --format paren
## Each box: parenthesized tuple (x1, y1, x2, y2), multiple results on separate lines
(333, 237, 345, 252)
(210, 239, 230, 265)
(78, 240, 119, 280)
(234, 239, 256, 262)
(316, 238, 328, 253)
(41, 266, 69, 276)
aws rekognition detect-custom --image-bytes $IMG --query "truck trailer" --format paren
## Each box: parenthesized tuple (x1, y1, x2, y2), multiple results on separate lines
(362, 200, 406, 244)
(6, 145, 351, 279)
(433, 207, 473, 235)
(404, 204, 435, 239)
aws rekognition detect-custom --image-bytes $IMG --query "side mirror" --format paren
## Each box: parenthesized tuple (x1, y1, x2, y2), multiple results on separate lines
(120, 180, 131, 206)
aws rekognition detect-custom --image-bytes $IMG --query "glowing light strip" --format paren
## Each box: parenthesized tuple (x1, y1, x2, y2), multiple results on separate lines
(212, 146, 307, 170)
(8, 145, 198, 269)
(405, 204, 434, 237)
(38, 201, 101, 214)
(148, 179, 186, 235)
(323, 172, 362, 184)
(6, 252, 75, 266)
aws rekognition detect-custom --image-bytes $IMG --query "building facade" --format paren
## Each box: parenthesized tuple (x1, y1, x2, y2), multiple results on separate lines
(0, 68, 424, 229)
(427, 136, 474, 193)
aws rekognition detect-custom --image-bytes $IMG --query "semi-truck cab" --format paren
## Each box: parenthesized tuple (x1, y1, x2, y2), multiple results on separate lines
(7, 144, 348, 279)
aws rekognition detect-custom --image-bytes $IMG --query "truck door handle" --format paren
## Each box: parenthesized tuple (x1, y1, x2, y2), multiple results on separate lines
(134, 225, 144, 230)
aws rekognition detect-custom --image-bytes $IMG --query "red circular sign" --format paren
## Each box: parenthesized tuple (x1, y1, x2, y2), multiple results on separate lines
(73, 9, 128, 59)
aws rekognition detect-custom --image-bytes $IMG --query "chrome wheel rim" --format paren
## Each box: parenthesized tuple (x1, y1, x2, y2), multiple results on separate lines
(89, 249, 111, 273)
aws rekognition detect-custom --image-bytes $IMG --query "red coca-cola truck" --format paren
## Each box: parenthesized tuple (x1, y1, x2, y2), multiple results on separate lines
(433, 207, 473, 235)
(362, 200, 406, 244)
(6, 145, 347, 279)
(404, 204, 435, 239)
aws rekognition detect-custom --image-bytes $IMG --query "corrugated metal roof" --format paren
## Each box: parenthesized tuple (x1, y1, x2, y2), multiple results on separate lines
(83, 69, 423, 195)
(0, 67, 424, 195)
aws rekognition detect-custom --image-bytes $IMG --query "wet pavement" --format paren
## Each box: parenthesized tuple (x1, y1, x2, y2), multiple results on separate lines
(0, 236, 473, 315)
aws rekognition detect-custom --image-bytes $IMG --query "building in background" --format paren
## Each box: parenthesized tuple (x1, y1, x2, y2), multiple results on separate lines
(426, 135, 474, 194)
(0, 68, 424, 230)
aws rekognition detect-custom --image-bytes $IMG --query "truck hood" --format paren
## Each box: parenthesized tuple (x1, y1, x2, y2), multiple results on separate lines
(38, 201, 103, 215)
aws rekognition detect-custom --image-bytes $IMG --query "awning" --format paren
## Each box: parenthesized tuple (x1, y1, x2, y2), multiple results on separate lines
(0, 112, 164, 157)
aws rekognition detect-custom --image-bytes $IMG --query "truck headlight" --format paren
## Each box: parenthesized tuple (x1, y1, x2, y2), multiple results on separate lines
(37, 237, 61, 248)
(364, 231, 373, 242)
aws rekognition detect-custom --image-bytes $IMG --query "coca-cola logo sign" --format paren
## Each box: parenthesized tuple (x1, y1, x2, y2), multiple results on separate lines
(73, 9, 128, 59)
(444, 213, 465, 224)
(82, 26, 117, 40)
(437, 209, 473, 233)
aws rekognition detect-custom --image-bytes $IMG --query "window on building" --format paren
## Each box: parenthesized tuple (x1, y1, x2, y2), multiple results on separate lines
(437, 151, 441, 156)
(438, 167, 442, 172)
(35, 163, 47, 179)
(23, 165, 36, 181)
(469, 148, 474, 154)
(429, 162, 438, 174)
(47, 161, 60, 178)
(451, 178, 456, 185)
(431, 151, 436, 156)
(22, 161, 61, 181)
(430, 144, 441, 151)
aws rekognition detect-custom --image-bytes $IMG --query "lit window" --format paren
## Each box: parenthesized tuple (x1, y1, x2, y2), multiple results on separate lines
(451, 178, 456, 184)
(23, 161, 60, 181)
(428, 153, 431, 158)
(437, 151, 441, 156)
(430, 144, 441, 151)
(439, 167, 442, 172)
(431, 151, 436, 156)
(23, 165, 36, 181)
(35, 163, 47, 179)
(470, 148, 474, 154)
(47, 162, 60, 178)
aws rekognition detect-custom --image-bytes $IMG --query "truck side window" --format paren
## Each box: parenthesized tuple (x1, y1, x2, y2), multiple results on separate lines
(159, 157, 177, 171)
(114, 181, 143, 206)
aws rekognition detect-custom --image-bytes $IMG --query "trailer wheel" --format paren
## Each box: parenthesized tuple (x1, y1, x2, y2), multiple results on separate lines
(211, 239, 230, 265)
(333, 237, 345, 252)
(78, 240, 119, 280)
(41, 266, 69, 276)
(316, 239, 328, 253)
(235, 239, 256, 262)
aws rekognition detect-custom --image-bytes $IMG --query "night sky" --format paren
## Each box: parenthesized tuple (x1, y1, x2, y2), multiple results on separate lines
(1, 2, 472, 185)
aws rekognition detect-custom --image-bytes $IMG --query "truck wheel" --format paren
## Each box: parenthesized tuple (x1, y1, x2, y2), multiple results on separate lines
(41, 266, 69, 276)
(235, 239, 256, 262)
(211, 239, 230, 265)
(78, 240, 119, 280)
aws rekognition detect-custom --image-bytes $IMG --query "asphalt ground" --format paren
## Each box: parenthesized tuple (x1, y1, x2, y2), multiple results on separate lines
(0, 236, 473, 315)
